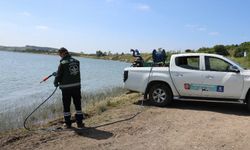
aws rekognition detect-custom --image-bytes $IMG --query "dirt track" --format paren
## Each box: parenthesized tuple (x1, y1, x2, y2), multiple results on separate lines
(1, 94, 250, 150)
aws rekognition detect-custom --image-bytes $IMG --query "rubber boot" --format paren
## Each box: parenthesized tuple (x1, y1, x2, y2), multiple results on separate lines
(64, 115, 72, 128)
(75, 113, 84, 128)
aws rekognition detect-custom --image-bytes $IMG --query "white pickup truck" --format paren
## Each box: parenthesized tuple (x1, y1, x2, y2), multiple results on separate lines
(123, 53, 250, 110)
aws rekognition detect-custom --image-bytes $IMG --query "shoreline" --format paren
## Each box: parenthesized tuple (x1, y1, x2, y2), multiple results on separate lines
(1, 49, 249, 69)
(0, 87, 128, 133)
(0, 49, 135, 63)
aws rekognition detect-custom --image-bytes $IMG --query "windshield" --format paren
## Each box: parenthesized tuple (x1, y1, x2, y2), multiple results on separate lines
(224, 57, 244, 70)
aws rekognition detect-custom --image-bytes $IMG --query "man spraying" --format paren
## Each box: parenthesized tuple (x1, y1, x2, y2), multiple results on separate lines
(54, 47, 84, 128)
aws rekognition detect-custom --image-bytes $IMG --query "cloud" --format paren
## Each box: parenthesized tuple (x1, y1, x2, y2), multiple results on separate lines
(137, 4, 151, 11)
(185, 24, 206, 32)
(18, 11, 31, 17)
(197, 27, 207, 31)
(35, 25, 49, 30)
(185, 24, 220, 36)
(209, 32, 219, 36)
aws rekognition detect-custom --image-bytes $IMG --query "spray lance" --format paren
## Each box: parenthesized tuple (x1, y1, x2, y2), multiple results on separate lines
(40, 72, 57, 83)
(24, 72, 58, 131)
(24, 70, 145, 131)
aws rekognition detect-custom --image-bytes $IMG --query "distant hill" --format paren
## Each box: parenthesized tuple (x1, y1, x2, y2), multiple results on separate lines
(0, 45, 58, 53)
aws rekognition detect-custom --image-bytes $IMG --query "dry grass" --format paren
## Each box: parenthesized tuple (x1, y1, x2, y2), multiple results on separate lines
(0, 87, 132, 133)
(84, 92, 142, 126)
(85, 92, 141, 116)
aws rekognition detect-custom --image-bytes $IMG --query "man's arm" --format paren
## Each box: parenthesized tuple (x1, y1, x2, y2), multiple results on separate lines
(54, 63, 63, 87)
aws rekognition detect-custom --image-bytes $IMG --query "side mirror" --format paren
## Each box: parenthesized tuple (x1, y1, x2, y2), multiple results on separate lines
(229, 66, 240, 73)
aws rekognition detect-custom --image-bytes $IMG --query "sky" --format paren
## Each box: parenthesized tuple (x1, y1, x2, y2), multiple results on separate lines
(0, 0, 249, 53)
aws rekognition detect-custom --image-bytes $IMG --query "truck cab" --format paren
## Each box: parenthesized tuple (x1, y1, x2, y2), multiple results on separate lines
(170, 53, 244, 99)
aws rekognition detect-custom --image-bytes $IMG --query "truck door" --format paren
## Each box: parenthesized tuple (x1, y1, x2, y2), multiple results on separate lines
(171, 55, 204, 97)
(201, 56, 244, 99)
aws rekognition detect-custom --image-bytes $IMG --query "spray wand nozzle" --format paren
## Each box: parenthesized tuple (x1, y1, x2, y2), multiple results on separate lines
(40, 72, 57, 83)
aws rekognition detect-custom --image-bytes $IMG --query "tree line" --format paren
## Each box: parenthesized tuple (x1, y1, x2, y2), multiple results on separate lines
(94, 42, 250, 58)
(190, 42, 250, 57)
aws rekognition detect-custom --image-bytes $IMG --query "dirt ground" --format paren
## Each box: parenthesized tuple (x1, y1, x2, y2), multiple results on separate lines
(1, 95, 250, 150)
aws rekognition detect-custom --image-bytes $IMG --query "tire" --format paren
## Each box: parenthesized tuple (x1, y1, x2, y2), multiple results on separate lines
(149, 84, 173, 107)
(247, 94, 250, 112)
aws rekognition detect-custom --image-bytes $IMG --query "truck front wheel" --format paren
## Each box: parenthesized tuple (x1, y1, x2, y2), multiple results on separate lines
(149, 84, 173, 107)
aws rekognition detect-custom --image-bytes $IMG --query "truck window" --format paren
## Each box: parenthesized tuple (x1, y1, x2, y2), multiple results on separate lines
(205, 56, 232, 72)
(175, 56, 199, 70)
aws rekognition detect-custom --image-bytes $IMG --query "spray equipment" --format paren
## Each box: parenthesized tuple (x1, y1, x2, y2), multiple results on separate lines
(130, 49, 144, 67)
(152, 49, 167, 66)
(24, 72, 58, 131)
(40, 72, 57, 83)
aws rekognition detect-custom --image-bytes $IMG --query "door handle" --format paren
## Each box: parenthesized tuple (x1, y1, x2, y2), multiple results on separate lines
(175, 73, 183, 77)
(205, 75, 214, 79)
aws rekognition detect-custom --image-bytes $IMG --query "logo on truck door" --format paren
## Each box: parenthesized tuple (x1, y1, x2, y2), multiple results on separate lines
(184, 83, 190, 90)
(184, 83, 224, 92)
(216, 86, 224, 92)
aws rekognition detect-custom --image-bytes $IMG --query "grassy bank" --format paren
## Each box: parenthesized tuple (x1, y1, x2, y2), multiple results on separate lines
(0, 87, 130, 132)
(80, 53, 152, 63)
(3, 48, 249, 68)
(81, 53, 250, 69)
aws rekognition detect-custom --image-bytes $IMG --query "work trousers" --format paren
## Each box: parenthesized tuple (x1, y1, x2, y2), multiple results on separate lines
(61, 86, 83, 125)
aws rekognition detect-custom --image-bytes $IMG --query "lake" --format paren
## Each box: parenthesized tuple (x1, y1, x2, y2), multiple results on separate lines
(0, 51, 130, 113)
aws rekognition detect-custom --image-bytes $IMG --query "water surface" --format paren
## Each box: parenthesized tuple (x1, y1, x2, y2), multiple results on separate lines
(0, 51, 130, 112)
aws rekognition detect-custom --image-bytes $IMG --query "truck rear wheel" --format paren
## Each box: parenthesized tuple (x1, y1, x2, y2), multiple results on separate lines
(149, 84, 173, 107)
(247, 94, 250, 111)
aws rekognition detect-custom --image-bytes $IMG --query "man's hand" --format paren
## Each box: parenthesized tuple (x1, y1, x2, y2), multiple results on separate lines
(54, 82, 59, 87)
(52, 72, 57, 76)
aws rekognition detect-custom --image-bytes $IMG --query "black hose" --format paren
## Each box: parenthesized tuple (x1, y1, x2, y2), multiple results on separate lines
(24, 87, 58, 131)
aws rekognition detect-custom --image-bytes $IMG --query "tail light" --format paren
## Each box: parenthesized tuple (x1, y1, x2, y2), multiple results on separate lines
(123, 71, 128, 82)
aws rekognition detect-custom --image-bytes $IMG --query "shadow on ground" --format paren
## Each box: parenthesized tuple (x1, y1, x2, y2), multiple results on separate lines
(71, 111, 141, 140)
(73, 127, 113, 140)
(135, 99, 250, 116)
